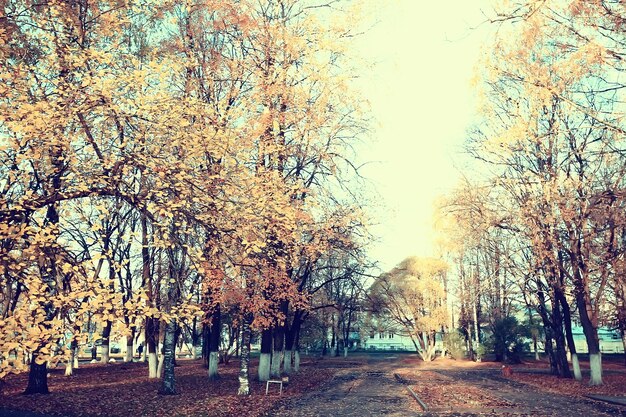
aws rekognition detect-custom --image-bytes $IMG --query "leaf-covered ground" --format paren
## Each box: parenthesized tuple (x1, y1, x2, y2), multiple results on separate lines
(508, 371, 626, 398)
(392, 355, 626, 416)
(394, 368, 516, 410)
(0, 358, 337, 417)
(2, 354, 625, 417)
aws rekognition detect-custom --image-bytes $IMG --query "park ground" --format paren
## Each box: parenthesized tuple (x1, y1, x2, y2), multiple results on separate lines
(0, 353, 625, 417)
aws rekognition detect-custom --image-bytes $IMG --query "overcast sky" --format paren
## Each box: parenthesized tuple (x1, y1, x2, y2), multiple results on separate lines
(355, 0, 494, 272)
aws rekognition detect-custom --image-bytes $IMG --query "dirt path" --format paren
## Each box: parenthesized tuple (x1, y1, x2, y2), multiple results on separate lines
(264, 358, 421, 417)
(265, 358, 626, 417)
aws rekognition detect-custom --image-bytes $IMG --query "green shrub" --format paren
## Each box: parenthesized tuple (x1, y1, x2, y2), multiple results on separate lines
(487, 316, 529, 363)
(442, 330, 466, 359)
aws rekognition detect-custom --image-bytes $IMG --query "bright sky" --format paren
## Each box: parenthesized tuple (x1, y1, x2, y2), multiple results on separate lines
(355, 0, 494, 272)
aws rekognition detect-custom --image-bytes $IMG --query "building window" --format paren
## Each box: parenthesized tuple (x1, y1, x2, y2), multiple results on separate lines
(389, 333, 394, 339)
(369, 332, 375, 339)
(379, 332, 385, 339)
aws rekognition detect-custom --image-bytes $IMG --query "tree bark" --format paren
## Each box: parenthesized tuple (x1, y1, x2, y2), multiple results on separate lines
(558, 290, 581, 380)
(100, 320, 112, 364)
(577, 290, 602, 385)
(621, 330, 626, 367)
(147, 318, 159, 378)
(258, 328, 272, 381)
(284, 312, 301, 374)
(208, 305, 220, 381)
(125, 327, 135, 363)
(24, 354, 49, 394)
(159, 320, 178, 395)
(536, 287, 570, 377)
(65, 343, 76, 377)
(65, 338, 78, 377)
(237, 315, 252, 396)
(294, 322, 301, 373)
(271, 325, 284, 378)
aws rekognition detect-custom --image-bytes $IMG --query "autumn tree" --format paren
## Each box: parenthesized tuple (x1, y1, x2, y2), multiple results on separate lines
(369, 257, 448, 361)
(1, 0, 371, 398)
(458, 0, 626, 384)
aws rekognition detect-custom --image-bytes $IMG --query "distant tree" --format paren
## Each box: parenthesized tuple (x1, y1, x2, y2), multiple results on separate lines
(369, 257, 448, 361)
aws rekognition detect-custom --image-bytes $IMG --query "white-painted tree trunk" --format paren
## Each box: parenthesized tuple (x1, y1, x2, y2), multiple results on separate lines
(65, 347, 75, 376)
(270, 349, 282, 378)
(419, 344, 436, 362)
(294, 350, 300, 372)
(258, 353, 271, 381)
(343, 347, 348, 357)
(101, 344, 110, 364)
(64, 361, 73, 376)
(208, 351, 219, 380)
(148, 352, 158, 379)
(237, 317, 251, 395)
(284, 350, 292, 374)
(571, 353, 582, 381)
(157, 354, 164, 378)
(192, 344, 199, 360)
(142, 346, 147, 362)
(589, 353, 603, 385)
(124, 338, 133, 362)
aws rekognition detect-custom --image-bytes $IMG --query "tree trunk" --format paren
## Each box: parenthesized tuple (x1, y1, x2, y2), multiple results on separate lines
(576, 291, 602, 385)
(202, 324, 209, 367)
(208, 306, 220, 380)
(621, 330, 626, 367)
(537, 288, 570, 377)
(65, 339, 78, 376)
(159, 320, 177, 395)
(64, 356, 73, 377)
(191, 317, 200, 360)
(294, 350, 301, 372)
(24, 184, 60, 394)
(157, 346, 165, 378)
(125, 327, 135, 363)
(24, 354, 49, 394)
(472, 301, 480, 361)
(545, 332, 558, 375)
(551, 291, 571, 378)
(258, 328, 272, 381)
(284, 313, 301, 374)
(533, 335, 540, 361)
(569, 235, 603, 385)
(271, 325, 284, 378)
(73, 347, 79, 369)
(558, 291, 581, 380)
(284, 350, 292, 374)
(147, 318, 159, 379)
(237, 316, 252, 396)
(294, 322, 301, 373)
